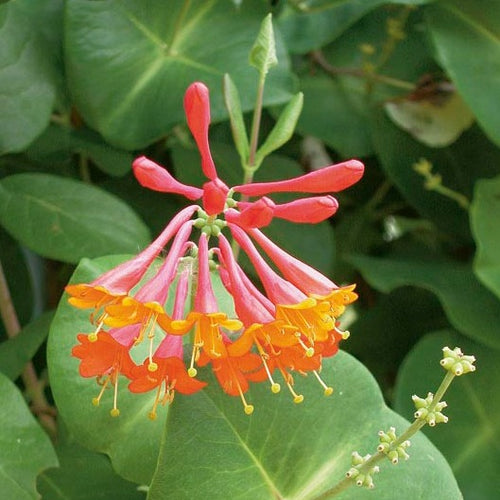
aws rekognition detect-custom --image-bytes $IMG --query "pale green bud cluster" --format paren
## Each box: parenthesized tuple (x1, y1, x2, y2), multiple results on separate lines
(412, 392, 448, 427)
(440, 346, 476, 376)
(193, 209, 227, 237)
(345, 452, 379, 489)
(377, 427, 411, 464)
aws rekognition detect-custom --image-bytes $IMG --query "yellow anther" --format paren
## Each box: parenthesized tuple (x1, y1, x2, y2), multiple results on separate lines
(305, 347, 315, 357)
(271, 383, 281, 394)
(324, 387, 334, 397)
(92, 397, 100, 406)
(244, 405, 254, 415)
(188, 367, 198, 377)
(148, 362, 158, 372)
(110, 408, 120, 417)
(88, 332, 98, 342)
(148, 411, 157, 421)
(293, 395, 304, 404)
(342, 330, 350, 340)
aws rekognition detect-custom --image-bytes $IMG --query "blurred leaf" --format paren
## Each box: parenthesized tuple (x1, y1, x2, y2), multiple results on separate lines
(350, 254, 500, 349)
(148, 350, 460, 500)
(471, 175, 500, 299)
(71, 129, 134, 177)
(0, 311, 53, 380)
(277, 0, 385, 54)
(37, 433, 144, 500)
(249, 13, 277, 76)
(371, 107, 500, 240)
(385, 92, 474, 147)
(346, 288, 447, 394)
(395, 330, 500, 500)
(0, 372, 58, 499)
(0, 0, 62, 153)
(426, 0, 500, 146)
(65, 0, 295, 149)
(0, 227, 34, 332)
(0, 173, 150, 263)
(296, 75, 373, 158)
(172, 142, 335, 274)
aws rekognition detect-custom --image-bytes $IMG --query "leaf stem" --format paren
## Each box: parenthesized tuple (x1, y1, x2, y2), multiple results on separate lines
(0, 260, 57, 439)
(247, 74, 266, 171)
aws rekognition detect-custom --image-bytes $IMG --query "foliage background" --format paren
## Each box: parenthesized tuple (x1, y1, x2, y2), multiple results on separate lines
(0, 0, 499, 499)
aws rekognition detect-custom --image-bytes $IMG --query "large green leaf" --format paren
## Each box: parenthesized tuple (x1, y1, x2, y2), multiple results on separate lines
(37, 431, 144, 500)
(296, 75, 373, 158)
(0, 372, 58, 499)
(0, 0, 62, 154)
(48, 254, 238, 486)
(277, 0, 385, 54)
(395, 330, 500, 500)
(0, 311, 53, 380)
(426, 0, 500, 146)
(48, 256, 166, 486)
(350, 254, 500, 349)
(65, 0, 295, 149)
(147, 351, 460, 499)
(172, 141, 335, 275)
(0, 173, 150, 263)
(470, 175, 500, 300)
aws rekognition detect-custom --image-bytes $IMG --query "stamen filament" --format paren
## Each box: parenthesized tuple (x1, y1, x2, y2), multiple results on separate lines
(313, 369, 334, 396)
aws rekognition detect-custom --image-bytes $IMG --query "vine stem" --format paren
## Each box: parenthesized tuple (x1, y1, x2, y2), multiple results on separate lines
(313, 370, 456, 499)
(0, 259, 57, 438)
(311, 50, 415, 91)
(231, 73, 266, 261)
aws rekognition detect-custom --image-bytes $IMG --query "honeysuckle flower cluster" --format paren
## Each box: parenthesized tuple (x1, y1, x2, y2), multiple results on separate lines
(66, 82, 364, 418)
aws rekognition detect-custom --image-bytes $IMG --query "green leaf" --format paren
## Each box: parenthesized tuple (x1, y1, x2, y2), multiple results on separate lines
(172, 142, 335, 275)
(0, 0, 61, 153)
(350, 254, 500, 349)
(147, 351, 460, 499)
(223, 73, 250, 165)
(65, 0, 295, 149)
(0, 173, 150, 263)
(37, 432, 144, 500)
(371, 107, 493, 241)
(254, 92, 303, 168)
(0, 311, 53, 380)
(296, 75, 373, 158)
(426, 0, 500, 146)
(277, 0, 386, 54)
(48, 256, 166, 485)
(249, 13, 278, 76)
(394, 330, 499, 500)
(70, 129, 134, 177)
(48, 255, 237, 486)
(0, 372, 58, 499)
(471, 175, 500, 299)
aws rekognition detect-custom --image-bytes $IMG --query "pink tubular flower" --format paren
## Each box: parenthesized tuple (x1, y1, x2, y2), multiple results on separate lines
(66, 80, 363, 416)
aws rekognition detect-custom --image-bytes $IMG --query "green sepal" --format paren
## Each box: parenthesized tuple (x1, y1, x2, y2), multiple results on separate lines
(254, 92, 303, 168)
(223, 73, 250, 165)
(249, 13, 278, 77)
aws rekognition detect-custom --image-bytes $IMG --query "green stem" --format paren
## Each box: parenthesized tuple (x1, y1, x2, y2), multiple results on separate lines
(79, 153, 91, 184)
(247, 74, 266, 170)
(311, 50, 415, 91)
(0, 260, 57, 439)
(313, 370, 456, 499)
